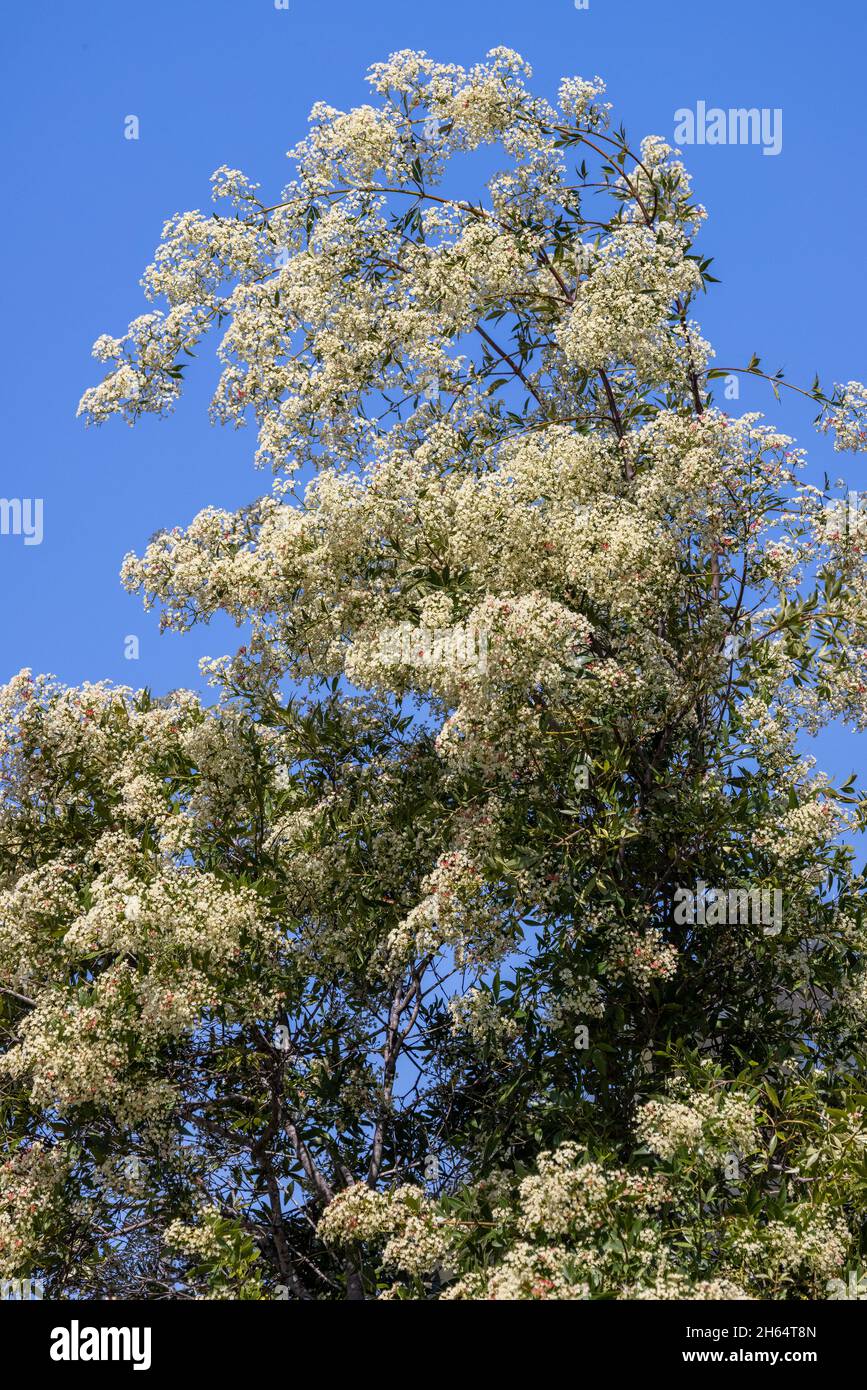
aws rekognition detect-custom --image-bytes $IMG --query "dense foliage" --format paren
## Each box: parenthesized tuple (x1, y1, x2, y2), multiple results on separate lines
(3, 49, 867, 1300)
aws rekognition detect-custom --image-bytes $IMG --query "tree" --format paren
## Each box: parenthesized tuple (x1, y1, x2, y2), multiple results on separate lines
(3, 47, 867, 1300)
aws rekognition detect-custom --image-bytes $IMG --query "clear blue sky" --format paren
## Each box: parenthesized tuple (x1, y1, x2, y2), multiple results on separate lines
(1, 0, 864, 788)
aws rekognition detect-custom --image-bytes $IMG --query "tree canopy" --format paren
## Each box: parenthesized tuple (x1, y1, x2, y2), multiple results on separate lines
(3, 48, 867, 1301)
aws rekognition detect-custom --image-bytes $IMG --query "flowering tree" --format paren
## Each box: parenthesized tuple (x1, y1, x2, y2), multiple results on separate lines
(3, 48, 867, 1300)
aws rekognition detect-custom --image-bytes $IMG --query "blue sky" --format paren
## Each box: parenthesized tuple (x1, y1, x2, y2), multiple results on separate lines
(1, 0, 865, 789)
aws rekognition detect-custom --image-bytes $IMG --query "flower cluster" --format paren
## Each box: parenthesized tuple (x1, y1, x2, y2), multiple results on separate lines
(635, 1080, 758, 1165)
(0, 1143, 69, 1279)
(818, 382, 867, 452)
(600, 922, 679, 989)
(386, 850, 517, 969)
(317, 1183, 452, 1279)
(447, 987, 520, 1049)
